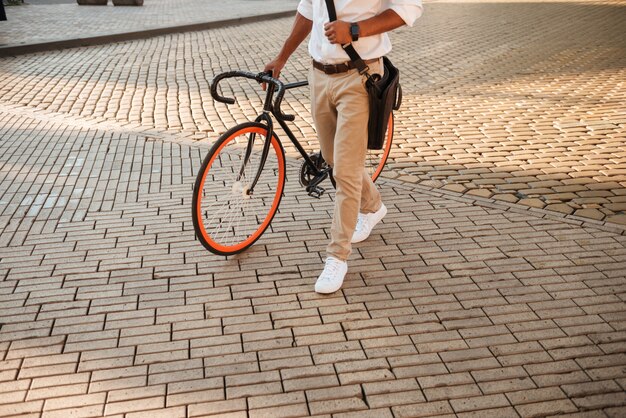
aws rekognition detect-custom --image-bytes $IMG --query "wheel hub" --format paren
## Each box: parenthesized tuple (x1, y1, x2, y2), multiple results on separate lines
(232, 181, 251, 199)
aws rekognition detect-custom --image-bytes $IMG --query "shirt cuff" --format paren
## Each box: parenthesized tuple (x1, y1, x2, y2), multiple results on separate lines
(390, 4, 423, 27)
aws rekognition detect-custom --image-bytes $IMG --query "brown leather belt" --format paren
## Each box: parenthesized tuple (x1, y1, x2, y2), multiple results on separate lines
(312, 58, 380, 74)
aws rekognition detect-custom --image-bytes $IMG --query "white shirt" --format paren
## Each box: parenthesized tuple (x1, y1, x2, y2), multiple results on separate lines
(297, 0, 423, 64)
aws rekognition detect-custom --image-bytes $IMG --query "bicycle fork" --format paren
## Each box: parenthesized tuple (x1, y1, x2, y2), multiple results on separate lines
(234, 112, 275, 197)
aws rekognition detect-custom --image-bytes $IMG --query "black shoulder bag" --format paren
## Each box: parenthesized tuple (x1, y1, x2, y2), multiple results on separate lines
(324, 0, 402, 150)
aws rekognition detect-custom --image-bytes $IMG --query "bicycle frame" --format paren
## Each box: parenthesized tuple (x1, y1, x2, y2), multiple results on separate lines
(274, 81, 330, 180)
(218, 75, 330, 195)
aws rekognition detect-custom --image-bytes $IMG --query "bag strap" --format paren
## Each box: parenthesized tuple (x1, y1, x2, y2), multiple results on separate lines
(394, 84, 402, 110)
(323, 0, 370, 75)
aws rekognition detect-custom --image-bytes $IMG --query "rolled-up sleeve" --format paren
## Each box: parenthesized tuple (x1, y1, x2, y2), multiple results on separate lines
(385, 0, 423, 27)
(297, 0, 313, 20)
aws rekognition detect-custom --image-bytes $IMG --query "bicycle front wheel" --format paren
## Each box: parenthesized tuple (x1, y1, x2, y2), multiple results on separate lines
(192, 122, 286, 256)
(365, 113, 394, 182)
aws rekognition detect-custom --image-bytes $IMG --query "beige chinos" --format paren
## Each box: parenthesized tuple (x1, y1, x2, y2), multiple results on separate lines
(309, 59, 384, 261)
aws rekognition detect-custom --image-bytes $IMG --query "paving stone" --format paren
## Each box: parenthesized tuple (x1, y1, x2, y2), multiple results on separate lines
(518, 198, 547, 209)
(464, 187, 494, 199)
(545, 203, 575, 215)
(606, 214, 626, 225)
(492, 193, 520, 203)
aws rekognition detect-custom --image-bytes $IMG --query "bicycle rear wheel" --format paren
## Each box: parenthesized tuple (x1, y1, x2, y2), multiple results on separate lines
(365, 113, 394, 182)
(192, 122, 286, 256)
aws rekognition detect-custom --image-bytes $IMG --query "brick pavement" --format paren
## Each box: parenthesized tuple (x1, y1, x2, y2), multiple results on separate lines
(1, 99, 626, 417)
(0, 0, 625, 227)
(1, 0, 626, 417)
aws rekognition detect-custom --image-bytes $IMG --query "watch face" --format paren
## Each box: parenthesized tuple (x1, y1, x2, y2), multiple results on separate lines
(351, 24, 359, 40)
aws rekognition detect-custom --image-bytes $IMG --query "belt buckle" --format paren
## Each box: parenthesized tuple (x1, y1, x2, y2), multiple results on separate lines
(322, 64, 336, 74)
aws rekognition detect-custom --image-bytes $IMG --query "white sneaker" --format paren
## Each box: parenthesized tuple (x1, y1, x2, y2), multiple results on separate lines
(314, 257, 348, 294)
(351, 203, 387, 243)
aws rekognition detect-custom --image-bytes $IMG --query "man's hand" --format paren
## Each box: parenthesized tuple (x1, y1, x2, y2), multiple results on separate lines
(324, 20, 351, 45)
(262, 57, 287, 91)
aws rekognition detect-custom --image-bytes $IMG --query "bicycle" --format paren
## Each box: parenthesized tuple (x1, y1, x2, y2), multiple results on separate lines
(192, 70, 394, 256)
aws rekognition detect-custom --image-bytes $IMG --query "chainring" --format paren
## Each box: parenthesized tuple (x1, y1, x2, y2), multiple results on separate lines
(299, 152, 327, 187)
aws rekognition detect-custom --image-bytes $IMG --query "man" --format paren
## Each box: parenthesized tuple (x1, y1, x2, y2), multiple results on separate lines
(265, 0, 422, 294)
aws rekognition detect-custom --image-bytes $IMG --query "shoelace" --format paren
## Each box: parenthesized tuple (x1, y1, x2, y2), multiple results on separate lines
(321, 259, 342, 279)
(355, 214, 366, 232)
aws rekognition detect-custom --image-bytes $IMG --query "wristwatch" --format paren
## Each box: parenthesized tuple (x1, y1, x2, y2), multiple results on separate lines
(350, 22, 360, 42)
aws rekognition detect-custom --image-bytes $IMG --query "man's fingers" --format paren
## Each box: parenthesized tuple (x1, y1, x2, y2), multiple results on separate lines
(325, 27, 335, 43)
(324, 21, 340, 44)
(262, 66, 282, 91)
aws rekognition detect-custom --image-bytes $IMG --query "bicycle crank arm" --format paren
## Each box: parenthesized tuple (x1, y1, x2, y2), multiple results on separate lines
(304, 167, 331, 198)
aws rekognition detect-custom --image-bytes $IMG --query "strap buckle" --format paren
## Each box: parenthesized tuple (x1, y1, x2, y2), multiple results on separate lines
(342, 43, 369, 75)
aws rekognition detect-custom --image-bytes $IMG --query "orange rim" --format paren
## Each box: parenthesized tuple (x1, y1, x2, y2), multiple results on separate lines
(195, 126, 285, 254)
(370, 114, 394, 182)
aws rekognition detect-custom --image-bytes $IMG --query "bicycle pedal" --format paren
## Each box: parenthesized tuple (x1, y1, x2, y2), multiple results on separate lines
(307, 186, 325, 199)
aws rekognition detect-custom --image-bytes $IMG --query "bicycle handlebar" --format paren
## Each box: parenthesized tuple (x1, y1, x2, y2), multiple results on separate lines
(210, 70, 295, 122)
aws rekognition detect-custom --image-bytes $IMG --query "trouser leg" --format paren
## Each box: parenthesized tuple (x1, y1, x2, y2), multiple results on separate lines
(315, 69, 369, 260)
(310, 62, 384, 261)
(360, 169, 382, 214)
(309, 66, 336, 168)
(328, 86, 369, 260)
